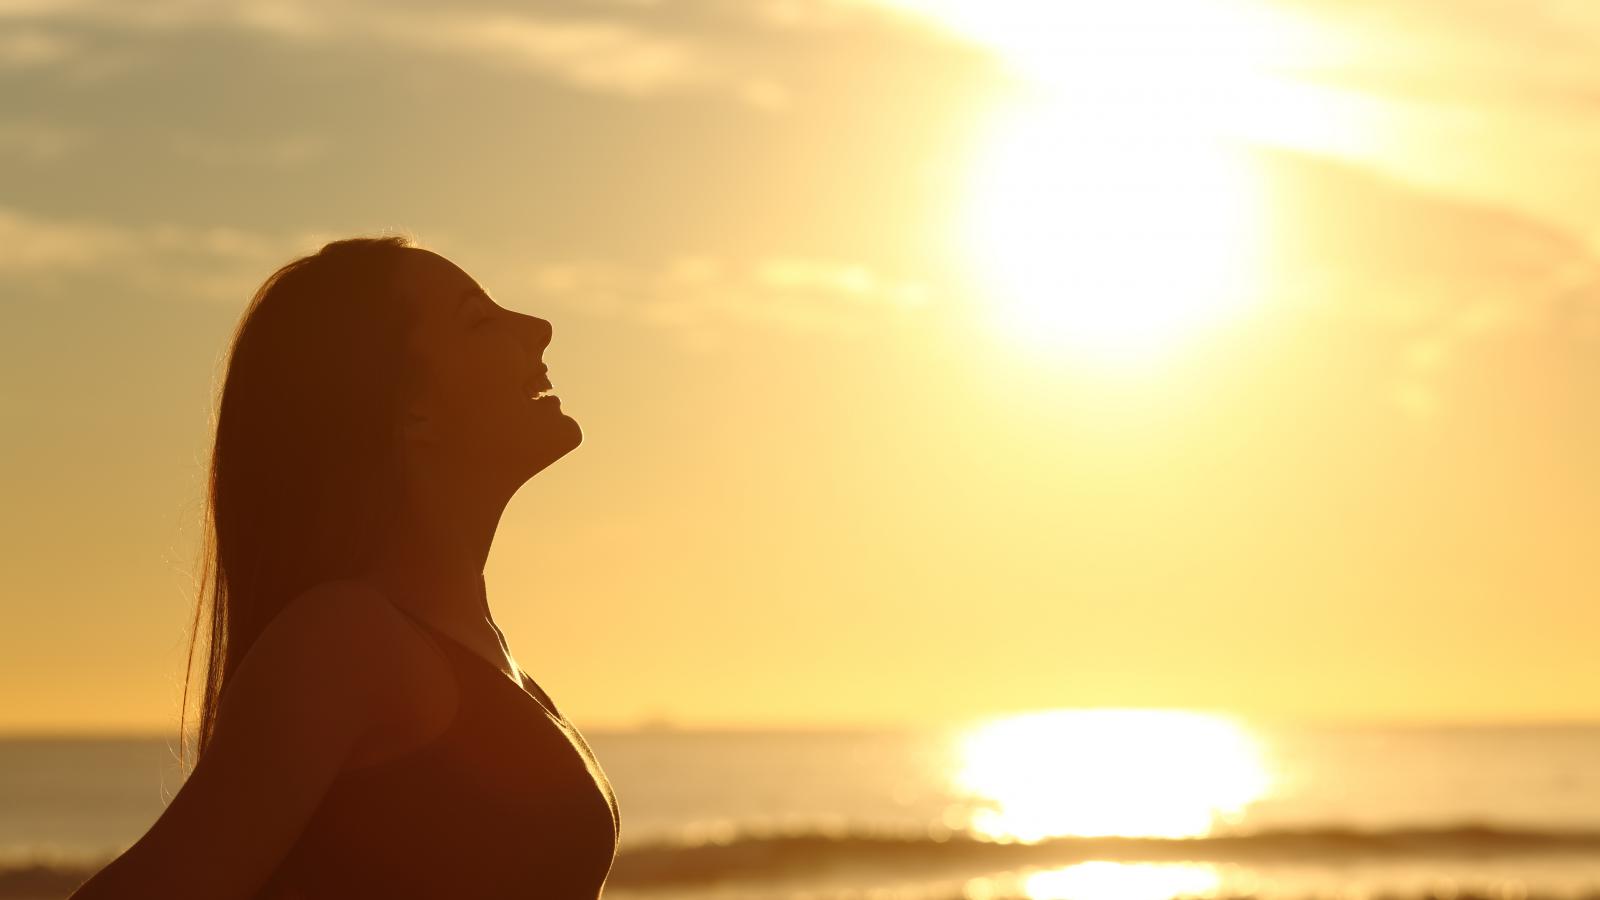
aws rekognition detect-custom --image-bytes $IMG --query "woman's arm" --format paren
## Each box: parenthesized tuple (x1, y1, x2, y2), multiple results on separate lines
(68, 582, 414, 900)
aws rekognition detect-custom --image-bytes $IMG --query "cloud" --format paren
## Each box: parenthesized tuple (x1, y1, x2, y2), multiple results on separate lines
(734, 78, 791, 111)
(0, 19, 147, 79)
(746, 0, 894, 29)
(0, 206, 322, 302)
(377, 9, 707, 96)
(1255, 146, 1600, 325)
(1249, 146, 1600, 417)
(168, 132, 328, 168)
(0, 208, 296, 272)
(487, 252, 934, 347)
(0, 206, 133, 269)
(0, 0, 792, 105)
(0, 25, 75, 67)
(0, 120, 84, 160)
(0, 206, 934, 346)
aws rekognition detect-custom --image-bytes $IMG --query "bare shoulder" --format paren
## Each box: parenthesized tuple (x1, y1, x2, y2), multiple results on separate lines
(63, 580, 445, 899)
(219, 578, 440, 744)
(249, 577, 421, 667)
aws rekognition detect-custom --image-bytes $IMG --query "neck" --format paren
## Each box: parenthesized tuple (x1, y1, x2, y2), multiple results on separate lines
(365, 470, 513, 627)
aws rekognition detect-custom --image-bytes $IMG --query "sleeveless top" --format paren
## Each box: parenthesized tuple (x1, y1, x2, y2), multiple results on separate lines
(258, 602, 621, 899)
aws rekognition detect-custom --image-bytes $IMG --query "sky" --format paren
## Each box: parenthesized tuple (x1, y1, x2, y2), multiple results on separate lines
(3, 0, 1600, 734)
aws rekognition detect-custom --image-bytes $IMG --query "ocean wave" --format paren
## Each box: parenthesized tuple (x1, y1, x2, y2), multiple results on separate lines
(606, 824, 1600, 887)
(6, 825, 1600, 897)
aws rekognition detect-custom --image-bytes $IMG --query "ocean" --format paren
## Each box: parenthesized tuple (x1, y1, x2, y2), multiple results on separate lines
(4, 715, 1600, 900)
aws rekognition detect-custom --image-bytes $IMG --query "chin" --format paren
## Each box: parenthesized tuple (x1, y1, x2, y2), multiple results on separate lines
(525, 415, 582, 474)
(552, 414, 582, 454)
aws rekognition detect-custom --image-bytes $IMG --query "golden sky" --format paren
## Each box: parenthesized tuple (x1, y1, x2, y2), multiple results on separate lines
(3, 0, 1599, 733)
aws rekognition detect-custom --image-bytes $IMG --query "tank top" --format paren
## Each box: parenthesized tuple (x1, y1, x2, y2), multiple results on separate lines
(258, 602, 621, 899)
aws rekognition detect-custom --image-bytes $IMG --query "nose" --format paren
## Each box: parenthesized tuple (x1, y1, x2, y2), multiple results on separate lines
(520, 313, 552, 355)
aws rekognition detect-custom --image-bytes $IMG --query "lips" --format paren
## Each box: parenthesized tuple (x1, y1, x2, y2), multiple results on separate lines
(524, 367, 554, 400)
(524, 366, 560, 413)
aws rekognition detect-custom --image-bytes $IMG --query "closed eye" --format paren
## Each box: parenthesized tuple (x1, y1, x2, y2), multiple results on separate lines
(469, 299, 501, 327)
(462, 289, 503, 327)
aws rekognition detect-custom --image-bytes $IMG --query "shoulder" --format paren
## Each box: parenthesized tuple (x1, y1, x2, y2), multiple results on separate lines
(221, 578, 439, 736)
(245, 578, 409, 675)
(100, 583, 435, 897)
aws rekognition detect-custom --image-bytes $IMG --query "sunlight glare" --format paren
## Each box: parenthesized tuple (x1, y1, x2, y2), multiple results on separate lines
(1022, 862, 1223, 900)
(961, 104, 1262, 363)
(951, 709, 1270, 842)
(877, 0, 1362, 365)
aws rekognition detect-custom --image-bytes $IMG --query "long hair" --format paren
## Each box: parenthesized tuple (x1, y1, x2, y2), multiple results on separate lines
(180, 235, 423, 772)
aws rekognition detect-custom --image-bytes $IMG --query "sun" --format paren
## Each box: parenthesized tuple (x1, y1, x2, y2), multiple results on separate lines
(960, 102, 1262, 364)
(876, 0, 1348, 366)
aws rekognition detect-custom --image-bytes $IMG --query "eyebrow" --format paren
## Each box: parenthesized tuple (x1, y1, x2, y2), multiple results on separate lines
(457, 287, 488, 311)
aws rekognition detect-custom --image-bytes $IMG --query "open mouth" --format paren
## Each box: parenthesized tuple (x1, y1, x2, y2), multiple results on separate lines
(525, 370, 558, 404)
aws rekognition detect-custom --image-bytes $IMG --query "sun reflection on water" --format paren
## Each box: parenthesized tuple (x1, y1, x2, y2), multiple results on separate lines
(1020, 862, 1223, 900)
(950, 709, 1270, 842)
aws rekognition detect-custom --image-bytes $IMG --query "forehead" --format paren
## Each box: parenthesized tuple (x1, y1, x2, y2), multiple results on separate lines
(396, 248, 482, 325)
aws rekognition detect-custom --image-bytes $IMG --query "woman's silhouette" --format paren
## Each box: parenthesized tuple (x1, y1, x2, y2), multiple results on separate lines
(69, 236, 620, 899)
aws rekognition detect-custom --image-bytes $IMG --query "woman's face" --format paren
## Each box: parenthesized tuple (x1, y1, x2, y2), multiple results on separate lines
(397, 248, 581, 486)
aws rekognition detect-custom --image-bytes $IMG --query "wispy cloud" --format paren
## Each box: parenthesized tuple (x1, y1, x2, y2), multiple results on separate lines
(0, 206, 315, 302)
(1251, 147, 1600, 417)
(383, 11, 708, 97)
(168, 132, 328, 168)
(0, 0, 794, 105)
(0, 19, 146, 79)
(747, 0, 900, 30)
(490, 252, 933, 348)
(0, 25, 74, 67)
(0, 120, 85, 160)
(0, 206, 132, 270)
(0, 206, 935, 345)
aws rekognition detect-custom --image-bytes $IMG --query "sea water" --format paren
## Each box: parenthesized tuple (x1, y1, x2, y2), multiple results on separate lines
(3, 721, 1599, 900)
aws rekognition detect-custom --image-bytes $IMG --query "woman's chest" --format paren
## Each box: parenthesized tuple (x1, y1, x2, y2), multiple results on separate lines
(283, 701, 619, 895)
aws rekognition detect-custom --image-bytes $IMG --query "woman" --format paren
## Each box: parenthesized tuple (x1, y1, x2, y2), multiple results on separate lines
(69, 236, 620, 899)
